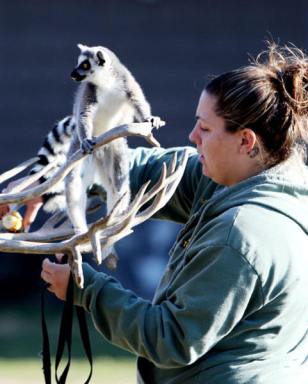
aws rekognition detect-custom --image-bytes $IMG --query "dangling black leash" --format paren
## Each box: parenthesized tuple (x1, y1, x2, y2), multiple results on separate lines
(40, 256, 93, 383)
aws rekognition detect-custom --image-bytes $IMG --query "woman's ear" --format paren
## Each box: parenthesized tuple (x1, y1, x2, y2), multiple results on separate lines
(239, 128, 257, 154)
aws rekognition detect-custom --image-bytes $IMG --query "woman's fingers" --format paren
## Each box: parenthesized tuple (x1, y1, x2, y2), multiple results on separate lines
(23, 197, 44, 231)
(0, 204, 9, 218)
(41, 258, 70, 301)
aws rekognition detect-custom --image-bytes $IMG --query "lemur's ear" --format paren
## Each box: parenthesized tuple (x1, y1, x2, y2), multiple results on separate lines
(96, 51, 106, 66)
(77, 43, 87, 51)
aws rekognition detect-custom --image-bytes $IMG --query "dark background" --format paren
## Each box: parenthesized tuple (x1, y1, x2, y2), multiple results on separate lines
(0, 0, 307, 358)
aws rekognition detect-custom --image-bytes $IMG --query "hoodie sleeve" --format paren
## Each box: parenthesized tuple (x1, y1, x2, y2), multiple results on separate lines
(128, 146, 207, 223)
(74, 245, 263, 369)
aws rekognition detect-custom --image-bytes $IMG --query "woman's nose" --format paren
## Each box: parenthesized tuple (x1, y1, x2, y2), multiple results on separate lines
(189, 123, 199, 145)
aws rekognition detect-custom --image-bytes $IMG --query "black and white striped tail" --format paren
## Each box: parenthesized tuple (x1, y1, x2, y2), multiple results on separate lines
(30, 115, 75, 213)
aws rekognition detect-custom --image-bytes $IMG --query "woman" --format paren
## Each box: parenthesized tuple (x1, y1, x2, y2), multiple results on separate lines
(41, 44, 308, 383)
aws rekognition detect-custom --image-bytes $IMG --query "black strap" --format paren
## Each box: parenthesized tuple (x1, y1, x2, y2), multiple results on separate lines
(41, 282, 52, 384)
(40, 257, 93, 384)
(55, 273, 74, 384)
(76, 306, 93, 383)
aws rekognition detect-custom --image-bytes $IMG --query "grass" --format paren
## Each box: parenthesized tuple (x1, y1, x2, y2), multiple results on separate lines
(0, 358, 136, 383)
(0, 297, 137, 383)
(0, 297, 134, 358)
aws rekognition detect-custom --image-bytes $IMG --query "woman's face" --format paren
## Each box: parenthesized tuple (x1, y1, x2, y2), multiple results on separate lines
(189, 91, 243, 186)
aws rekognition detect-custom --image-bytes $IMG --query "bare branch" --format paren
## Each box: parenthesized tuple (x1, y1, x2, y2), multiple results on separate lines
(0, 121, 162, 206)
(7, 162, 55, 194)
(0, 157, 39, 185)
(0, 121, 190, 289)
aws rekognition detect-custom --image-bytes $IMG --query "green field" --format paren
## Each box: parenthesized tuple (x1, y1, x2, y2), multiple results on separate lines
(0, 358, 136, 383)
(0, 298, 137, 383)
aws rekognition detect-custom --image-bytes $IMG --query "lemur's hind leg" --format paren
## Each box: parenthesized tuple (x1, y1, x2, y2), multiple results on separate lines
(94, 140, 131, 269)
(65, 137, 92, 235)
(106, 140, 131, 215)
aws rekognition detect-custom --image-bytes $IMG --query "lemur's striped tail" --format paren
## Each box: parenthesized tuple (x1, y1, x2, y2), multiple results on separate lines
(30, 115, 75, 213)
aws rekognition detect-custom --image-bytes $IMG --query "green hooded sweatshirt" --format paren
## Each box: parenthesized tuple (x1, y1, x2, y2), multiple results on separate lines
(74, 146, 308, 383)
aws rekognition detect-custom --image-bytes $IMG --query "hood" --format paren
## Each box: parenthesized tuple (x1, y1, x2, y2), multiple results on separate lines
(204, 156, 308, 235)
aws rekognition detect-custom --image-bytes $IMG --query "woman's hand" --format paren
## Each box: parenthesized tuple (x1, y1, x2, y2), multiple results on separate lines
(41, 258, 70, 301)
(22, 195, 43, 231)
(0, 178, 43, 231)
(0, 204, 9, 218)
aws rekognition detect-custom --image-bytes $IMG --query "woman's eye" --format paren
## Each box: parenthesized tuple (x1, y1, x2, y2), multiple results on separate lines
(195, 118, 209, 132)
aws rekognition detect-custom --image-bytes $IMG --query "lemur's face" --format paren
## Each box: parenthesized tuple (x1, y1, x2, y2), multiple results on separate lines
(71, 44, 107, 82)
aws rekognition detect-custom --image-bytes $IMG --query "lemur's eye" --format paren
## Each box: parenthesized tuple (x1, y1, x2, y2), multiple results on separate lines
(81, 60, 90, 70)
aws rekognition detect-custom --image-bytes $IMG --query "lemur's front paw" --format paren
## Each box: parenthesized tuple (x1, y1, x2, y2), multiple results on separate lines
(146, 116, 166, 130)
(81, 138, 96, 154)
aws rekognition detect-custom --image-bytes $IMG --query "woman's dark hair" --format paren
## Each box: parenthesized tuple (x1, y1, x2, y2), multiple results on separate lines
(206, 43, 308, 165)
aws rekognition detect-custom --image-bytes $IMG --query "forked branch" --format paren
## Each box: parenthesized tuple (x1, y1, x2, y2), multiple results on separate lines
(0, 149, 189, 288)
(0, 120, 191, 288)
(0, 121, 163, 206)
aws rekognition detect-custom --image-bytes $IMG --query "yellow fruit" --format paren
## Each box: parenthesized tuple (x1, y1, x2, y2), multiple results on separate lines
(2, 211, 23, 232)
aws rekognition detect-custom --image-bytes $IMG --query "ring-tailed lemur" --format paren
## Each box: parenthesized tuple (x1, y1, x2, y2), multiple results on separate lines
(65, 44, 162, 264)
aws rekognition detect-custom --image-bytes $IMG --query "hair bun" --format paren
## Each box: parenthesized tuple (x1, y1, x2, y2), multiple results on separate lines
(270, 50, 308, 116)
